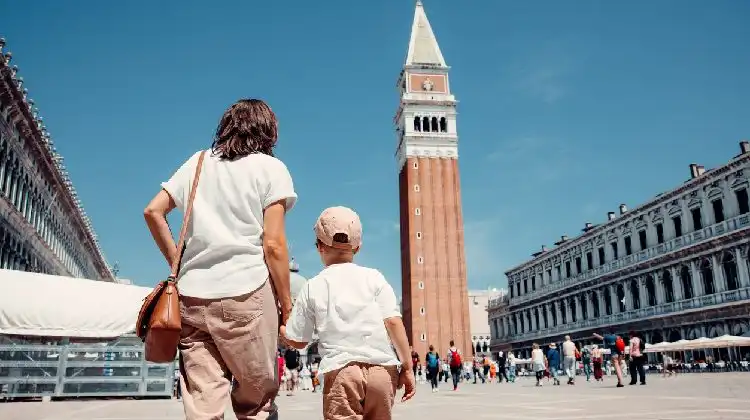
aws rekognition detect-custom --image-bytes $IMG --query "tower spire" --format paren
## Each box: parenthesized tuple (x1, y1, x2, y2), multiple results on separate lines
(405, 0, 447, 67)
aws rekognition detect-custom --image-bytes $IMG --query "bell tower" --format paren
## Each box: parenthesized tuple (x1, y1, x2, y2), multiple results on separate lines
(395, 1, 471, 358)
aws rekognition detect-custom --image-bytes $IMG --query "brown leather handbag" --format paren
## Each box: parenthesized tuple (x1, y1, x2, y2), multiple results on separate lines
(136, 151, 206, 363)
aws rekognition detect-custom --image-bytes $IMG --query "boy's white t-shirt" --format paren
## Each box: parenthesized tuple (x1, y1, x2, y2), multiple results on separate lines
(161, 150, 296, 299)
(284, 263, 401, 374)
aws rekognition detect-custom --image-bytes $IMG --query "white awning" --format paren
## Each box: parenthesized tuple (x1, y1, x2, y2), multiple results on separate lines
(0, 269, 152, 338)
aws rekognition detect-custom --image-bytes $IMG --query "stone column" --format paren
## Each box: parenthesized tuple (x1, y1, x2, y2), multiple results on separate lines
(575, 295, 583, 321)
(655, 272, 665, 304)
(609, 284, 619, 314)
(563, 299, 571, 324)
(586, 292, 594, 319)
(555, 301, 562, 326)
(712, 254, 726, 293)
(671, 266, 683, 301)
(691, 260, 705, 296)
(530, 308, 537, 332)
(545, 303, 553, 329)
(597, 288, 605, 316)
(736, 247, 750, 288)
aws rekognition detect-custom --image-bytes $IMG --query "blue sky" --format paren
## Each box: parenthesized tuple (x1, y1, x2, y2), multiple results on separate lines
(3, 0, 749, 295)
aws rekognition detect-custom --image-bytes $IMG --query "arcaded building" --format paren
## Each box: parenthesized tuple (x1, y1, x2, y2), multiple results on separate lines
(0, 38, 113, 280)
(489, 142, 750, 357)
(396, 2, 472, 356)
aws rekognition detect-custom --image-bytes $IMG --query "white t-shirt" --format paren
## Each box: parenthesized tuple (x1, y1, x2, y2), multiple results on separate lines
(562, 340, 577, 358)
(284, 263, 401, 374)
(162, 150, 297, 299)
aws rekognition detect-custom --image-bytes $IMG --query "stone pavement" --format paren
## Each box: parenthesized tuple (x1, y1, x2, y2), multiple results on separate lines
(1, 373, 749, 420)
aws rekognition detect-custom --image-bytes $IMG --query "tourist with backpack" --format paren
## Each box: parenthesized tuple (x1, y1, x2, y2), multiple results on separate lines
(447, 340, 463, 391)
(425, 345, 441, 392)
(593, 331, 625, 387)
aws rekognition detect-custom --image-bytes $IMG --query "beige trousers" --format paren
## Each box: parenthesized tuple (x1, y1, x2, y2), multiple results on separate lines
(323, 363, 399, 420)
(178, 280, 279, 420)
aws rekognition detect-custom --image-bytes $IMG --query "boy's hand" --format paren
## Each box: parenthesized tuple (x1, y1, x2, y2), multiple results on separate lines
(398, 369, 416, 402)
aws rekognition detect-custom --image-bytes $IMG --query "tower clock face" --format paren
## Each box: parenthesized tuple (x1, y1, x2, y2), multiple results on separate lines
(422, 78, 434, 91)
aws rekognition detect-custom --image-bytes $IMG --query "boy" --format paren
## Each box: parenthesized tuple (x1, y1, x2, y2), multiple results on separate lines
(281, 206, 416, 419)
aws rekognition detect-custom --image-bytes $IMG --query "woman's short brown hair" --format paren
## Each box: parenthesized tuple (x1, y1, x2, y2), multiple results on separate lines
(212, 98, 277, 160)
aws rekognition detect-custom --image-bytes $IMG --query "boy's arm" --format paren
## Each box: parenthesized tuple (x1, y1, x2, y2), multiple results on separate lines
(282, 283, 314, 349)
(384, 317, 412, 371)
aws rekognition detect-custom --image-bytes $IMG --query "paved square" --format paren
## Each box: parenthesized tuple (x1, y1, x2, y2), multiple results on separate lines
(1, 373, 749, 419)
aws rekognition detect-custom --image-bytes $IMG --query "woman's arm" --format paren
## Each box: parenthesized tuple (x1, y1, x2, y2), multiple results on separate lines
(592, 333, 604, 340)
(144, 190, 178, 268)
(263, 200, 293, 325)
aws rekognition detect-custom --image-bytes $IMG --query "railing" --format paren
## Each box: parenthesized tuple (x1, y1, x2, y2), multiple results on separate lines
(488, 295, 509, 309)
(509, 213, 750, 306)
(0, 337, 175, 400)
(504, 287, 750, 343)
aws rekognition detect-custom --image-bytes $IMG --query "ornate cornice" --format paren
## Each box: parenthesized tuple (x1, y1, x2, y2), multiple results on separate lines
(505, 153, 750, 278)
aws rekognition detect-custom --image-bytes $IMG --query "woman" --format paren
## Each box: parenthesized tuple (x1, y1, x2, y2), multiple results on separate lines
(144, 99, 297, 419)
(507, 351, 517, 383)
(592, 344, 603, 381)
(531, 343, 546, 387)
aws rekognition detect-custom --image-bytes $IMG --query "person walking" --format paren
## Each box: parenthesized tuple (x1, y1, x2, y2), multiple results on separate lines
(447, 341, 463, 391)
(281, 206, 416, 419)
(562, 336, 577, 385)
(496, 351, 509, 383)
(507, 352, 517, 383)
(581, 345, 593, 382)
(546, 343, 561, 386)
(425, 345, 441, 392)
(144, 99, 297, 420)
(628, 331, 647, 385)
(594, 332, 625, 387)
(531, 344, 546, 387)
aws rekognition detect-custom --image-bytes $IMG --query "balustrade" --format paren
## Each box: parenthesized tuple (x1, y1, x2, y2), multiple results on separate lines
(509, 213, 750, 306)
(505, 286, 750, 342)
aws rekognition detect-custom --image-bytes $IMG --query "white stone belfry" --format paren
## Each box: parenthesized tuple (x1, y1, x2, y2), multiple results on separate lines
(395, 1, 458, 169)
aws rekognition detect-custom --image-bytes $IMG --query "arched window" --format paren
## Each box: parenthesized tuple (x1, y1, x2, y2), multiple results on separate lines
(534, 308, 540, 330)
(700, 258, 715, 295)
(413, 116, 421, 132)
(439, 117, 447, 132)
(680, 265, 693, 299)
(616, 284, 626, 312)
(722, 251, 739, 291)
(542, 308, 549, 328)
(422, 117, 429, 131)
(431, 117, 438, 132)
(662, 269, 675, 303)
(630, 279, 640, 309)
(646, 275, 657, 306)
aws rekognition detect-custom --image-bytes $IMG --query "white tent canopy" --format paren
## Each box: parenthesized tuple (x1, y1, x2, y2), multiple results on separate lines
(0, 269, 152, 338)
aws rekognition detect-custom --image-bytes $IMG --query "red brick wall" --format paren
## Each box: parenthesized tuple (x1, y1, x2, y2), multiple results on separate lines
(399, 156, 471, 358)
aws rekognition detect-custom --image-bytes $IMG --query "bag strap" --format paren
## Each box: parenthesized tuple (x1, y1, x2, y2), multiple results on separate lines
(169, 150, 207, 281)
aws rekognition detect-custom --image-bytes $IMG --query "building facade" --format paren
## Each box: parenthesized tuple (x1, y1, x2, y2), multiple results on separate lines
(396, 1, 472, 357)
(0, 38, 113, 280)
(489, 142, 750, 357)
(468, 289, 505, 354)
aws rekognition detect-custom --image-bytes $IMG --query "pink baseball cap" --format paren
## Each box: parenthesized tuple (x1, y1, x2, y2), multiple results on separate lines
(314, 206, 362, 250)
